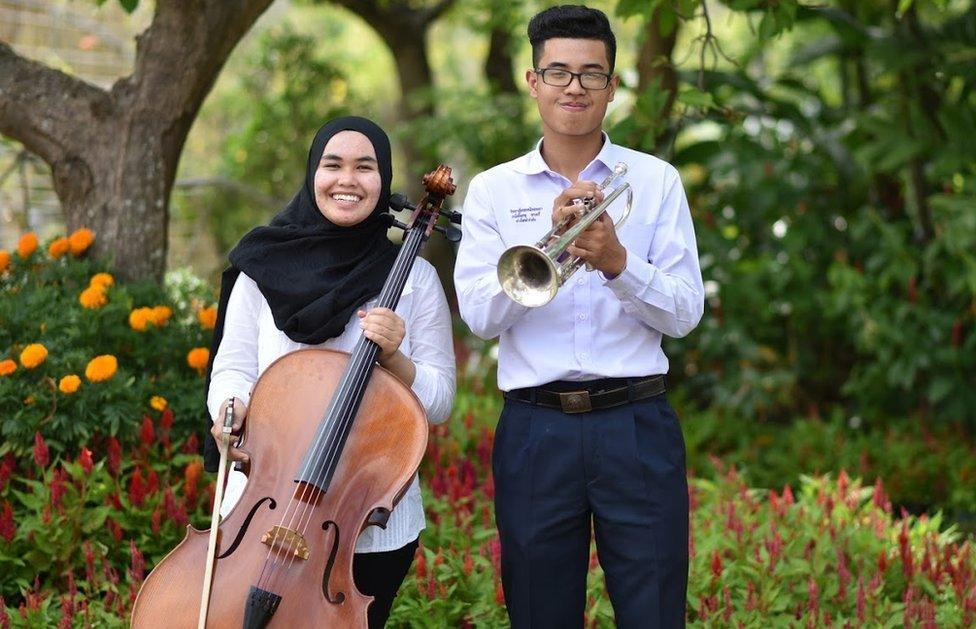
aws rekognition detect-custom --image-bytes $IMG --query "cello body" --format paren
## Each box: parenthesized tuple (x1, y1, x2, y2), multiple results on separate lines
(131, 348, 427, 627)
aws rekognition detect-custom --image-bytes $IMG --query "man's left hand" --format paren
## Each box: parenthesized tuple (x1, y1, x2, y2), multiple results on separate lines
(565, 212, 627, 278)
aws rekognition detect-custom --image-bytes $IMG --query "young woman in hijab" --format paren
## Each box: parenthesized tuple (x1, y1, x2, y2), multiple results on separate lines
(202, 116, 456, 627)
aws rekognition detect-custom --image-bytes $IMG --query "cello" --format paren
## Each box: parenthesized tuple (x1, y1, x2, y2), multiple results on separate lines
(131, 166, 459, 628)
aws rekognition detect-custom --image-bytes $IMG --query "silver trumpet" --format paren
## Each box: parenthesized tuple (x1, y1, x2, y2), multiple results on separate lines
(497, 162, 632, 307)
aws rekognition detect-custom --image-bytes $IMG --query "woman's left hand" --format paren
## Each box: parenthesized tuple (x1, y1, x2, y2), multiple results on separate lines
(359, 307, 406, 362)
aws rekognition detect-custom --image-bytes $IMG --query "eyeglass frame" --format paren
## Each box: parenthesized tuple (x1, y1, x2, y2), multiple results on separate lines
(533, 67, 614, 91)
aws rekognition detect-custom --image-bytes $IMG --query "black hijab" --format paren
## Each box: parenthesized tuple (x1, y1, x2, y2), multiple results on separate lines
(203, 116, 399, 471)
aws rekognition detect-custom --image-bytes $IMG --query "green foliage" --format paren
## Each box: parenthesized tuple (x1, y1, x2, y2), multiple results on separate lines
(0, 420, 211, 626)
(657, 1, 976, 425)
(0, 230, 215, 458)
(681, 407, 976, 519)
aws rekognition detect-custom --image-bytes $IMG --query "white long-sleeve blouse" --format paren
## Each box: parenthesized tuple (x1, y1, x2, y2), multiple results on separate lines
(207, 257, 456, 552)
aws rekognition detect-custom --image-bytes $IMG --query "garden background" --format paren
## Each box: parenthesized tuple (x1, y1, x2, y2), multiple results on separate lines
(1, 0, 975, 626)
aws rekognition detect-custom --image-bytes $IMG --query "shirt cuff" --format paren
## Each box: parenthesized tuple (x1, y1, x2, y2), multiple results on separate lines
(603, 248, 650, 298)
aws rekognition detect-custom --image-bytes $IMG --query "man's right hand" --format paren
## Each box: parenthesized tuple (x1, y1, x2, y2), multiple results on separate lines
(211, 397, 250, 463)
(551, 180, 605, 226)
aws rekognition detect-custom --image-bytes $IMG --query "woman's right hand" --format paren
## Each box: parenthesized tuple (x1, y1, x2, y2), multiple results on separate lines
(211, 397, 250, 463)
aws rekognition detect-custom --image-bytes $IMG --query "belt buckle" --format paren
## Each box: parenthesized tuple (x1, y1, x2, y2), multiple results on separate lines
(559, 390, 592, 414)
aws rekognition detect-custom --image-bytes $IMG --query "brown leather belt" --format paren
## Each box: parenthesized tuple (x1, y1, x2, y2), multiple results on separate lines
(504, 375, 667, 414)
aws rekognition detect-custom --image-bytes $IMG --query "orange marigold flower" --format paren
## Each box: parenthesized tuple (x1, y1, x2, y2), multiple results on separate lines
(85, 355, 118, 382)
(129, 307, 154, 331)
(59, 374, 81, 394)
(68, 228, 95, 255)
(186, 347, 210, 373)
(79, 286, 107, 309)
(197, 306, 218, 330)
(151, 305, 172, 326)
(0, 250, 9, 272)
(0, 359, 16, 376)
(48, 237, 71, 258)
(89, 273, 115, 289)
(150, 396, 167, 411)
(19, 343, 48, 369)
(17, 232, 38, 258)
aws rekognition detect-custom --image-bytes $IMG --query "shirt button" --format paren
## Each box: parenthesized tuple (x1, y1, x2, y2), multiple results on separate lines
(580, 353, 588, 359)
(577, 278, 585, 285)
(578, 313, 586, 321)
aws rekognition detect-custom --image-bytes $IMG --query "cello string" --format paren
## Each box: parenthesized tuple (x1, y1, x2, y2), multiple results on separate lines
(260, 221, 425, 592)
(273, 232, 420, 583)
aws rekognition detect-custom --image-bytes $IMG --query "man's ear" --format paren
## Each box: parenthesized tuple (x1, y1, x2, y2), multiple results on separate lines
(526, 69, 539, 98)
(607, 74, 620, 103)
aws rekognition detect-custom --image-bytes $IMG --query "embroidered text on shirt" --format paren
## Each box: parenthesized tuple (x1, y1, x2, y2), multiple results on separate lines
(510, 207, 543, 223)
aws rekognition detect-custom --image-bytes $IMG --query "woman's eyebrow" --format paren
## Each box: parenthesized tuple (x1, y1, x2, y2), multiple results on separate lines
(320, 154, 377, 163)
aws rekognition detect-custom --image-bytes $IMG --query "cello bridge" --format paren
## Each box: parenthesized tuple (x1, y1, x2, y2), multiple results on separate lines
(260, 525, 310, 560)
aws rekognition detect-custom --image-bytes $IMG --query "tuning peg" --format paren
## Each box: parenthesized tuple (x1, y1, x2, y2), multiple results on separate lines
(379, 213, 408, 231)
(439, 209, 462, 224)
(434, 224, 462, 243)
(389, 192, 416, 213)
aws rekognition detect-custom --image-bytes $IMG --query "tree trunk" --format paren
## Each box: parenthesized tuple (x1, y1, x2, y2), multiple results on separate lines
(0, 0, 274, 282)
(636, 7, 679, 154)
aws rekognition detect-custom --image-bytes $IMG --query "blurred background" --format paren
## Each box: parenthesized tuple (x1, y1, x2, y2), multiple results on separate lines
(1, 1, 976, 623)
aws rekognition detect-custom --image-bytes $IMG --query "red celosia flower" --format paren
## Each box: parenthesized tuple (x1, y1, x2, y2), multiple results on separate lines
(140, 416, 155, 446)
(128, 468, 148, 507)
(0, 501, 15, 542)
(33, 432, 49, 468)
(160, 407, 174, 430)
(146, 469, 159, 495)
(0, 452, 15, 491)
(182, 433, 199, 455)
(856, 575, 866, 622)
(710, 550, 723, 580)
(50, 467, 68, 510)
(129, 540, 145, 581)
(151, 509, 162, 534)
(415, 546, 427, 581)
(164, 487, 188, 525)
(105, 517, 122, 543)
(463, 548, 473, 576)
(107, 437, 122, 476)
(83, 541, 95, 583)
(78, 447, 94, 475)
(59, 594, 74, 629)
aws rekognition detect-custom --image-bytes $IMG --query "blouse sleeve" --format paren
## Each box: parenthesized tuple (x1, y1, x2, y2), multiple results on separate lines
(404, 261, 456, 424)
(206, 273, 263, 422)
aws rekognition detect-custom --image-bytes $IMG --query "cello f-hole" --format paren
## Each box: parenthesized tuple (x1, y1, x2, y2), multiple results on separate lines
(320, 521, 345, 605)
(216, 497, 277, 560)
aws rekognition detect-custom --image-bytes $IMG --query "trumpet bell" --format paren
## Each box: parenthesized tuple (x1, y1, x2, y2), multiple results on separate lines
(497, 244, 559, 308)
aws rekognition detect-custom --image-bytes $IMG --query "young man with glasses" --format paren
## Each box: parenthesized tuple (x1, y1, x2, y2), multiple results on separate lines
(455, 4, 703, 628)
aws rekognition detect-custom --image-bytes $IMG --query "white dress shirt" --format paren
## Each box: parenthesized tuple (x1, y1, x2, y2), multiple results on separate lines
(454, 134, 704, 391)
(208, 258, 455, 553)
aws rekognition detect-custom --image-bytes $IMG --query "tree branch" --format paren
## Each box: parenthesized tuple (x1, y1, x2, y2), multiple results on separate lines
(0, 42, 113, 163)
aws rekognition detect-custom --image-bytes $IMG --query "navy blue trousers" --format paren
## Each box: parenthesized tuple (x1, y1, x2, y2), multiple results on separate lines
(493, 393, 688, 628)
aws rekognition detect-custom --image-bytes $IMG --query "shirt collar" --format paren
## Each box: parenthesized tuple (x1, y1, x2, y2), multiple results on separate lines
(514, 132, 617, 176)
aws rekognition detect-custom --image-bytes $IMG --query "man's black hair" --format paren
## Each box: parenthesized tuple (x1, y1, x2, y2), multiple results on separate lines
(528, 5, 616, 73)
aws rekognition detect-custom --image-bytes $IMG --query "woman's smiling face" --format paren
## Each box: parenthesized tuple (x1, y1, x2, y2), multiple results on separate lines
(313, 130, 382, 226)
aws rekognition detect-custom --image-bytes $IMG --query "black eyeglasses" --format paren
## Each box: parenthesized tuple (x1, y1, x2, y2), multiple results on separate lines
(534, 67, 612, 90)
